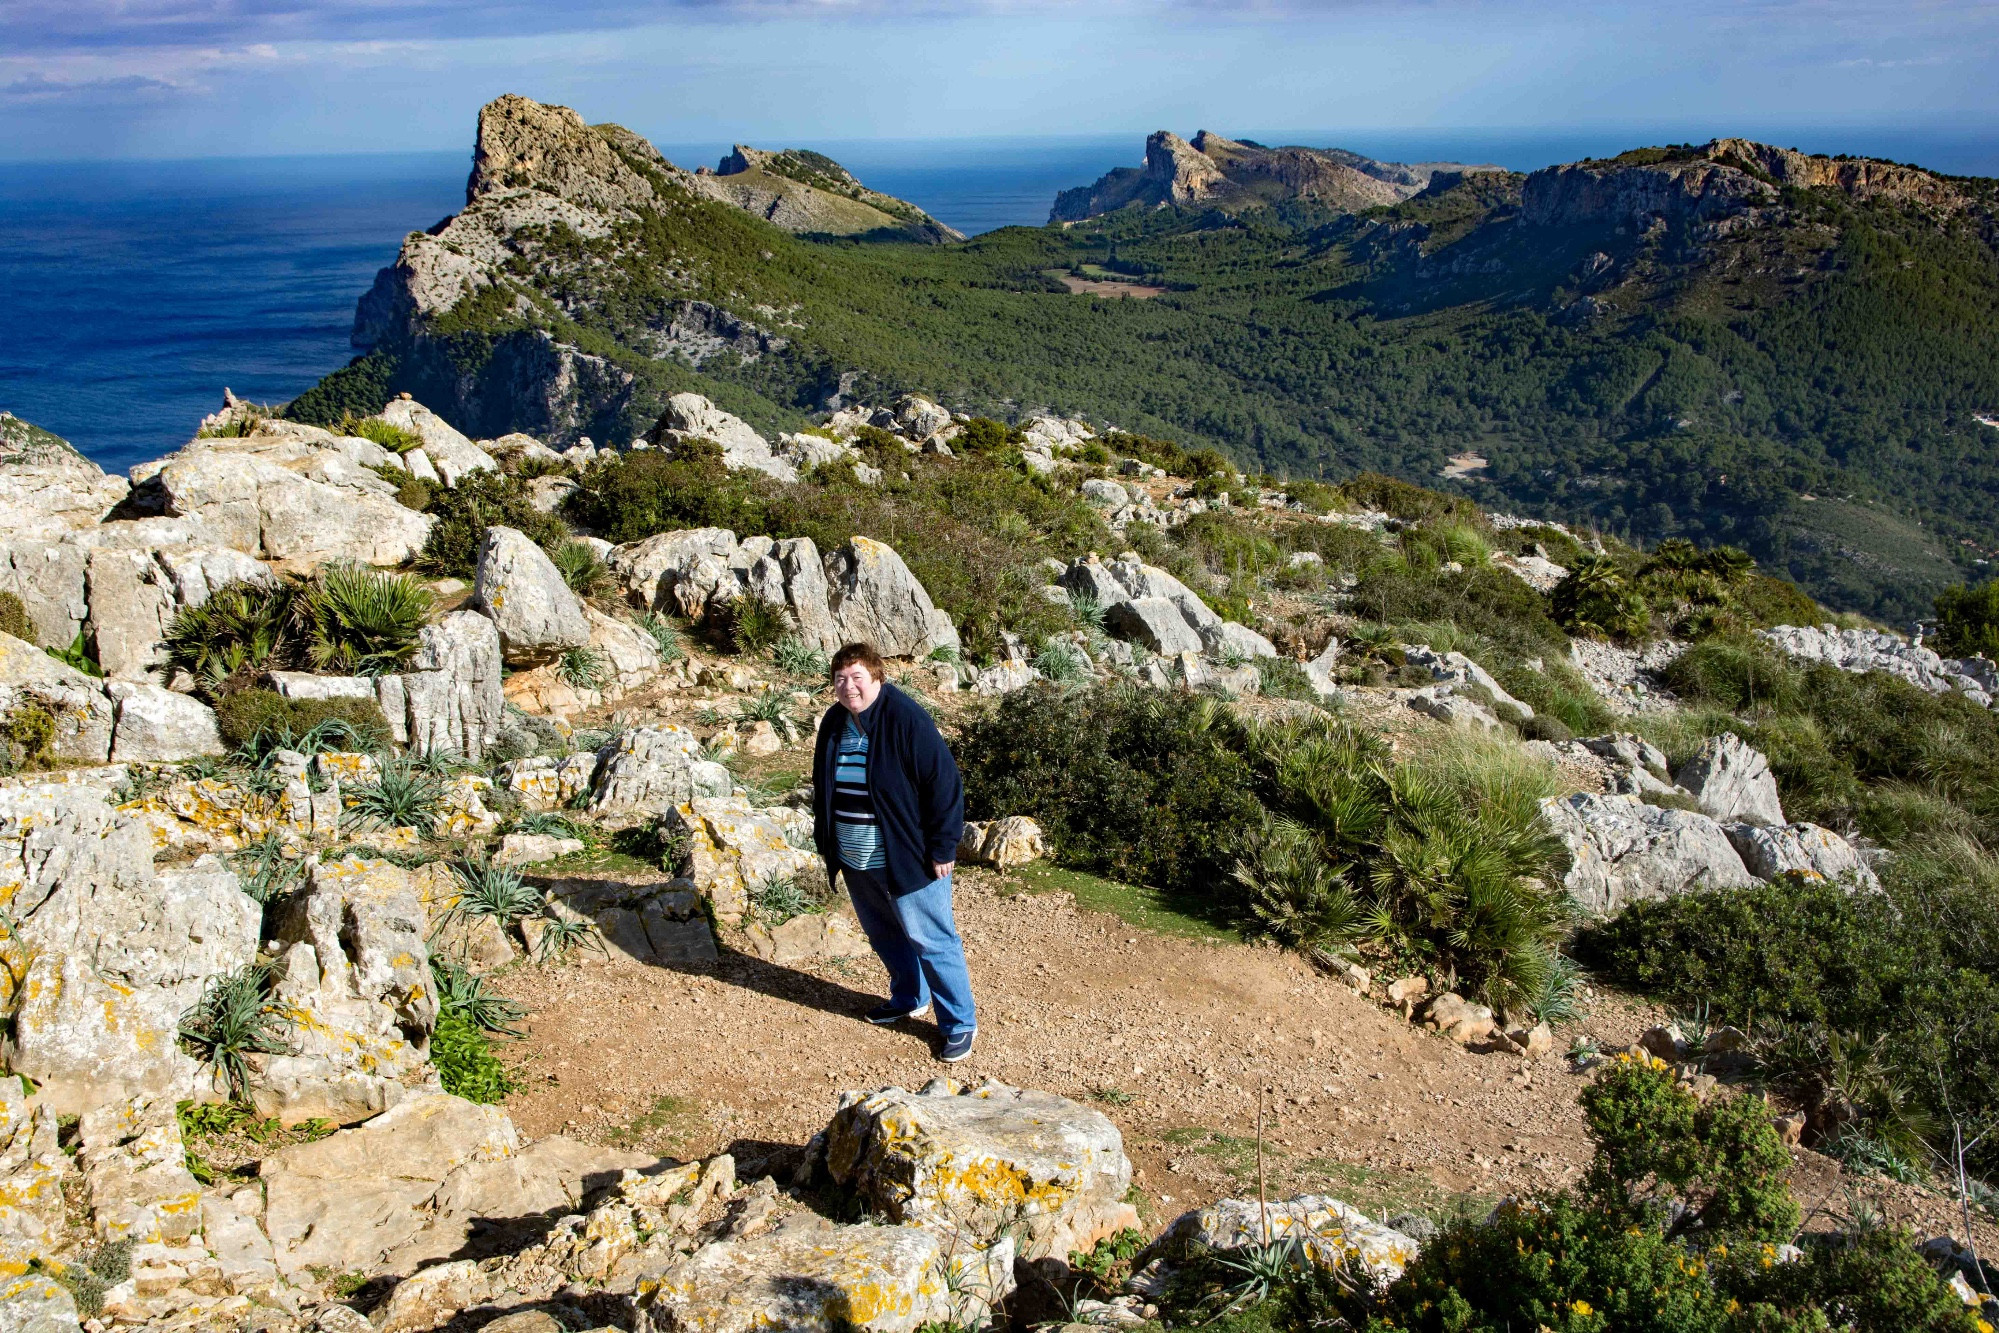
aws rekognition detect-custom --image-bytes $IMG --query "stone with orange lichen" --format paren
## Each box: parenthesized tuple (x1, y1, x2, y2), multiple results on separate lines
(823, 1078, 1137, 1263)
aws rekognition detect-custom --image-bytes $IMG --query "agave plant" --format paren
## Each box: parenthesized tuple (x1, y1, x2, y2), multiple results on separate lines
(301, 563, 434, 677)
(160, 581, 295, 699)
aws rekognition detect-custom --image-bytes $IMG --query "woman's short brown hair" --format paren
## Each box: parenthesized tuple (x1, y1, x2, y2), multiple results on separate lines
(830, 642, 886, 681)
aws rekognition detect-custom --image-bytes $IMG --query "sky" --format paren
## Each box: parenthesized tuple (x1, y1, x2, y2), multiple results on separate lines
(2, 0, 1997, 162)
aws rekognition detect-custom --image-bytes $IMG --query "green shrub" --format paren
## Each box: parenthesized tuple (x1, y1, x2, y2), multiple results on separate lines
(1550, 553, 1650, 641)
(1350, 559, 1569, 665)
(2, 702, 54, 769)
(213, 690, 390, 756)
(1574, 871, 1999, 1176)
(430, 1011, 514, 1103)
(721, 597, 790, 654)
(1934, 577, 1999, 659)
(957, 685, 1262, 908)
(161, 581, 296, 699)
(417, 470, 569, 578)
(300, 564, 433, 677)
(0, 591, 32, 644)
(1255, 657, 1320, 703)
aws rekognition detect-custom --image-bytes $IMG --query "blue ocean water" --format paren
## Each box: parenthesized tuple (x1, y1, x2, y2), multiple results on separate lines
(5, 128, 1995, 476)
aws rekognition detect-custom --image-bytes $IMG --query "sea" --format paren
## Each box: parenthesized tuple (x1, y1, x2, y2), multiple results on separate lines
(5, 127, 1996, 477)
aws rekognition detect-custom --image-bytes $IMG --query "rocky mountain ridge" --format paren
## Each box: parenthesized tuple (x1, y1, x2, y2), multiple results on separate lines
(1049, 129, 1500, 222)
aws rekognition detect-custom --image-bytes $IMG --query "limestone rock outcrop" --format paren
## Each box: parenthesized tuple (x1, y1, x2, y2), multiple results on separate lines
(650, 394, 796, 483)
(472, 525, 592, 665)
(0, 784, 259, 1112)
(1539, 791, 1756, 917)
(0, 412, 128, 541)
(823, 1079, 1138, 1262)
(610, 529, 956, 657)
(139, 418, 433, 572)
(1758, 623, 1997, 708)
(588, 725, 734, 828)
(1675, 732, 1784, 827)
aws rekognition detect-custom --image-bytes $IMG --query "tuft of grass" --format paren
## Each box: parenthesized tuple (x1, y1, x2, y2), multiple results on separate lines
(177, 965, 295, 1102)
(342, 415, 422, 453)
(555, 644, 610, 690)
(344, 757, 444, 832)
(229, 833, 306, 906)
(638, 612, 685, 661)
(553, 541, 609, 596)
(1032, 637, 1087, 683)
(448, 855, 544, 927)
(749, 872, 825, 926)
(605, 1093, 697, 1151)
(772, 634, 830, 678)
(431, 956, 527, 1035)
(738, 691, 794, 726)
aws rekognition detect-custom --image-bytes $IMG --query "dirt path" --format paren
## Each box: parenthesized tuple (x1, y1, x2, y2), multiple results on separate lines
(489, 865, 1993, 1250)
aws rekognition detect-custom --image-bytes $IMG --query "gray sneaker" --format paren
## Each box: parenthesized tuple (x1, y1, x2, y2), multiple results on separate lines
(865, 1001, 930, 1025)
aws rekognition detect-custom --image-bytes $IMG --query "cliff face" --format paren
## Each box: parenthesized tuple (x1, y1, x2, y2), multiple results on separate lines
(1520, 138, 1964, 230)
(1049, 130, 1498, 222)
(345, 95, 956, 445)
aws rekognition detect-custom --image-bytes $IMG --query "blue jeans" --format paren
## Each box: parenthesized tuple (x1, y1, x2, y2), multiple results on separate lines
(841, 864, 977, 1039)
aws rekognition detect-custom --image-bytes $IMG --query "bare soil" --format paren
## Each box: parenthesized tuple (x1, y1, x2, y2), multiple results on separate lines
(490, 862, 1995, 1251)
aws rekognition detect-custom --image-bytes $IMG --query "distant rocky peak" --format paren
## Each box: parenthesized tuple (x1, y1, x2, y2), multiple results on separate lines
(1052, 130, 1499, 223)
(467, 93, 667, 213)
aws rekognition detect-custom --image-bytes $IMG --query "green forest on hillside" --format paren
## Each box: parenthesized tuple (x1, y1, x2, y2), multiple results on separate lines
(292, 144, 1999, 622)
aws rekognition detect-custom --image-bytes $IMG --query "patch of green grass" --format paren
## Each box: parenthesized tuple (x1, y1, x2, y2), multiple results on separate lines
(1007, 861, 1240, 942)
(605, 1093, 698, 1152)
(1291, 1156, 1492, 1222)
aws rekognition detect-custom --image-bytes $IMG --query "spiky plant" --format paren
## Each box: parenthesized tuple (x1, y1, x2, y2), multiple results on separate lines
(749, 873, 823, 926)
(724, 596, 790, 654)
(448, 855, 545, 926)
(509, 811, 581, 839)
(553, 541, 608, 597)
(178, 965, 295, 1101)
(229, 833, 306, 905)
(300, 563, 434, 677)
(737, 691, 793, 726)
(430, 956, 526, 1035)
(1233, 817, 1367, 968)
(160, 581, 295, 699)
(1032, 638, 1085, 683)
(237, 714, 378, 765)
(555, 645, 609, 690)
(637, 612, 684, 662)
(771, 635, 830, 678)
(1067, 593, 1106, 633)
(532, 912, 601, 961)
(344, 757, 443, 832)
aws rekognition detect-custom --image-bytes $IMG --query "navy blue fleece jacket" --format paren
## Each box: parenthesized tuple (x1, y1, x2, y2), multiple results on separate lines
(812, 682, 964, 896)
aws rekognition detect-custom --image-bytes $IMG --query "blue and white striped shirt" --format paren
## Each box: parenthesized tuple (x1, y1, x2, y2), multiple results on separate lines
(832, 715, 884, 871)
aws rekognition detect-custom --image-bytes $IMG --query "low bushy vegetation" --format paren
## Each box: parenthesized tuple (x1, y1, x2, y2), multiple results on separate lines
(161, 566, 433, 701)
(212, 690, 390, 756)
(1933, 576, 1999, 659)
(415, 469, 569, 578)
(1177, 1060, 1980, 1332)
(0, 591, 32, 643)
(959, 686, 1571, 1007)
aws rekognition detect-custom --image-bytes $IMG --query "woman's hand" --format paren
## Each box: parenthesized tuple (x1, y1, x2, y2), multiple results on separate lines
(931, 860, 955, 881)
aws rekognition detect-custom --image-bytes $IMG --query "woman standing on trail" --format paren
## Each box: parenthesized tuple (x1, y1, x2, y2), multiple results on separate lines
(811, 641, 977, 1063)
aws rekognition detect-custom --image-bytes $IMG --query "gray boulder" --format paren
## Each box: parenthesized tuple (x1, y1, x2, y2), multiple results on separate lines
(0, 630, 114, 762)
(105, 681, 222, 762)
(1106, 597, 1204, 657)
(824, 536, 958, 657)
(0, 786, 259, 1113)
(392, 611, 506, 760)
(1202, 620, 1278, 660)
(1725, 822, 1880, 889)
(1676, 732, 1784, 826)
(1539, 791, 1757, 917)
(655, 393, 796, 482)
(472, 525, 592, 665)
(377, 397, 497, 487)
(1407, 686, 1503, 731)
(609, 526, 740, 614)
(0, 411, 128, 542)
(824, 1078, 1135, 1263)
(1402, 644, 1534, 718)
(147, 424, 433, 572)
